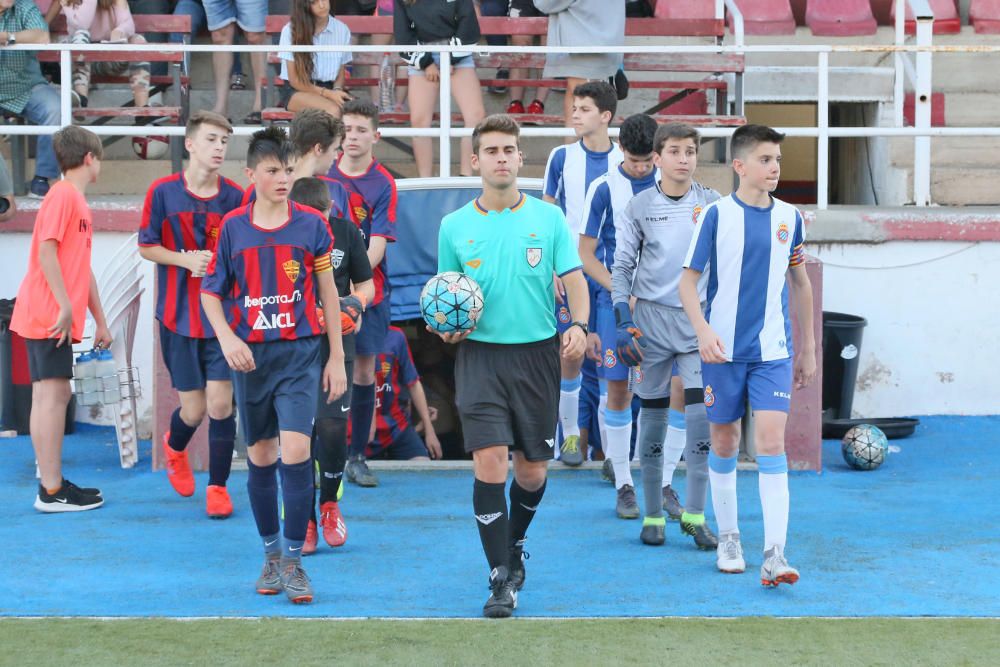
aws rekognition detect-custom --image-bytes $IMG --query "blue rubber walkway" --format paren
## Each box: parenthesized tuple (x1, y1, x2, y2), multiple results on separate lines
(1, 416, 997, 617)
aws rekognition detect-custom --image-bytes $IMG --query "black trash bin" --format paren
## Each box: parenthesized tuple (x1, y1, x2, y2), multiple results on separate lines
(0, 298, 75, 435)
(822, 311, 867, 420)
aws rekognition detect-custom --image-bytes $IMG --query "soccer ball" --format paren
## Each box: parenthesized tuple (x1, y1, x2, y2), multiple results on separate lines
(131, 135, 169, 160)
(841, 424, 889, 470)
(419, 272, 484, 334)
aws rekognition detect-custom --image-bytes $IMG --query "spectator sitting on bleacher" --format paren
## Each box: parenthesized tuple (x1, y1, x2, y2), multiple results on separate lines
(203, 0, 268, 124)
(170, 0, 244, 86)
(0, 0, 59, 198)
(394, 0, 484, 177)
(277, 0, 352, 116)
(0, 153, 15, 222)
(45, 0, 152, 110)
(533, 0, 624, 128)
(505, 0, 548, 116)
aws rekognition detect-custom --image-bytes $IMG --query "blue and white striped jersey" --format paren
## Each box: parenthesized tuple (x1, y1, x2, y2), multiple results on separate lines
(581, 163, 658, 300)
(683, 194, 806, 363)
(544, 139, 623, 237)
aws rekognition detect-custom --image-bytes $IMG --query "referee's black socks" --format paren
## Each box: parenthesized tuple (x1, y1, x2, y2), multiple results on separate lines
(473, 479, 509, 574)
(509, 479, 546, 549)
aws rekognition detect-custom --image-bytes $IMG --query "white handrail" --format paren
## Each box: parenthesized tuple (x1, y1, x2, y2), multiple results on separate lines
(1, 40, 972, 209)
(723, 0, 745, 48)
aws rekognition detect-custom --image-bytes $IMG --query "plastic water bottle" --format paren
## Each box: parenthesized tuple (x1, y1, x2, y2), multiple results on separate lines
(379, 53, 395, 113)
(95, 349, 119, 404)
(74, 351, 97, 405)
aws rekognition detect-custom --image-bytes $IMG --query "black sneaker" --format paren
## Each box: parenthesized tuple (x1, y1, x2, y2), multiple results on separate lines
(681, 513, 719, 550)
(662, 484, 683, 520)
(64, 478, 102, 497)
(509, 542, 529, 591)
(601, 458, 615, 484)
(616, 484, 640, 519)
(28, 176, 50, 199)
(345, 455, 378, 487)
(640, 519, 665, 546)
(488, 68, 509, 94)
(483, 566, 517, 618)
(34, 481, 103, 513)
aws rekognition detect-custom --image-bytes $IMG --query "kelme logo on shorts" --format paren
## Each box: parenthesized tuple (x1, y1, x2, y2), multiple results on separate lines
(526, 247, 542, 268)
(704, 385, 715, 407)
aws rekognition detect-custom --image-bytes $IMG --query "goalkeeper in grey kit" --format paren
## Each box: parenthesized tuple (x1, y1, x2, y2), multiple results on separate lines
(610, 123, 721, 548)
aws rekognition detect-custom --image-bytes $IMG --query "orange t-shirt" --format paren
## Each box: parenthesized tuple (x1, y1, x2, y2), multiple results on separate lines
(11, 181, 94, 343)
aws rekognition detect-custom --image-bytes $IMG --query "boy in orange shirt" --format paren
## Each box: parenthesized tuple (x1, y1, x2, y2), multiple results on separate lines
(10, 126, 113, 513)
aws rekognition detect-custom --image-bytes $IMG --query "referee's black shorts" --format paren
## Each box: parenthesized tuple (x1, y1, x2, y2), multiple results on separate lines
(455, 335, 560, 461)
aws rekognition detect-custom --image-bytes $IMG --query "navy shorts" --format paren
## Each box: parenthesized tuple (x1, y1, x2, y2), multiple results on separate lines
(701, 357, 794, 424)
(368, 425, 429, 460)
(316, 336, 354, 420)
(355, 299, 390, 357)
(25, 338, 73, 382)
(595, 297, 628, 382)
(159, 322, 230, 392)
(233, 337, 321, 444)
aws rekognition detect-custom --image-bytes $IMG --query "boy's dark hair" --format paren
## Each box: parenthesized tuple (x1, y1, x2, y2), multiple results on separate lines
(290, 108, 344, 156)
(618, 114, 658, 156)
(731, 124, 785, 160)
(341, 99, 380, 130)
(472, 114, 521, 154)
(573, 80, 618, 118)
(653, 122, 700, 154)
(52, 126, 103, 172)
(247, 126, 295, 169)
(185, 110, 233, 138)
(289, 177, 332, 214)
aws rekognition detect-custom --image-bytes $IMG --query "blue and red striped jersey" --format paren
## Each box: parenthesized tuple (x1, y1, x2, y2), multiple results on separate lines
(241, 175, 351, 222)
(369, 326, 419, 449)
(326, 156, 397, 305)
(201, 201, 334, 343)
(139, 173, 245, 338)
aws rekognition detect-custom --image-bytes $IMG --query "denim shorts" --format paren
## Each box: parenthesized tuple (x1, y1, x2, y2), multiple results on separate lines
(407, 53, 476, 77)
(203, 0, 266, 33)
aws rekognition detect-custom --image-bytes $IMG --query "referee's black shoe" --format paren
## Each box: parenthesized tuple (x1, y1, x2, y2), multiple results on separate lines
(483, 566, 517, 618)
(509, 542, 529, 591)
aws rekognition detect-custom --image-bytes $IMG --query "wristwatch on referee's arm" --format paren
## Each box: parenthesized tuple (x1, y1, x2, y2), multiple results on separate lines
(569, 320, 589, 335)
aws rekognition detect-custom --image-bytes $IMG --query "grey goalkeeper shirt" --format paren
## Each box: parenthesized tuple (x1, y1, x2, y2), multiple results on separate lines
(611, 181, 721, 308)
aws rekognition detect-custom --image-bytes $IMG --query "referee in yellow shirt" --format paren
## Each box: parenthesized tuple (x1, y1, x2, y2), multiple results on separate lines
(433, 114, 590, 618)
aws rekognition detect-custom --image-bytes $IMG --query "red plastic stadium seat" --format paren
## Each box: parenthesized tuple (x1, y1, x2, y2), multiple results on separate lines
(652, 0, 714, 20)
(728, 0, 797, 35)
(805, 0, 877, 35)
(970, 0, 1000, 33)
(891, 0, 962, 34)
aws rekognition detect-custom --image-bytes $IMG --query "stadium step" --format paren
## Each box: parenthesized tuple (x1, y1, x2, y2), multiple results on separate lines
(970, 0, 1000, 33)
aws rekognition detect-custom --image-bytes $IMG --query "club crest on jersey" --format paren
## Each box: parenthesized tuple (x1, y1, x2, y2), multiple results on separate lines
(331, 249, 344, 269)
(526, 247, 542, 268)
(704, 385, 715, 407)
(776, 223, 790, 244)
(282, 260, 301, 283)
(557, 306, 571, 324)
(604, 349, 617, 368)
(465, 259, 481, 269)
(381, 361, 392, 376)
(692, 205, 702, 224)
(353, 205, 368, 223)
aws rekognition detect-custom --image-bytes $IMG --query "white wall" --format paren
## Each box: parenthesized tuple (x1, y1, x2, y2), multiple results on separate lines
(812, 240, 996, 417)
(0, 232, 156, 437)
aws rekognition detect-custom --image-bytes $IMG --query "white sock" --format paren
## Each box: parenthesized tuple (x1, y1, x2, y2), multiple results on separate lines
(605, 407, 634, 488)
(559, 375, 582, 439)
(758, 454, 789, 552)
(708, 451, 739, 536)
(662, 409, 686, 487)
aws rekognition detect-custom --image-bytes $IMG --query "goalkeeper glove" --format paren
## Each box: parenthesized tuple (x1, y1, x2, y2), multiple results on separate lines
(339, 294, 364, 335)
(614, 301, 646, 367)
